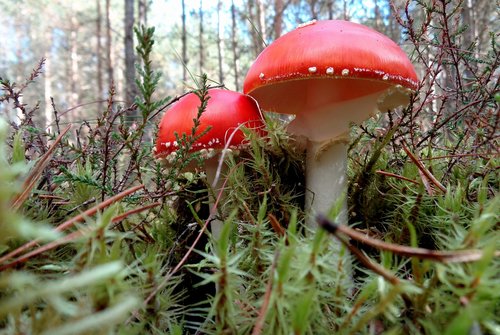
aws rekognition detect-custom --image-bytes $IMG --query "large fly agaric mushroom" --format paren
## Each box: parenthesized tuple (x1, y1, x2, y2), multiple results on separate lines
(243, 20, 418, 225)
(154, 88, 266, 237)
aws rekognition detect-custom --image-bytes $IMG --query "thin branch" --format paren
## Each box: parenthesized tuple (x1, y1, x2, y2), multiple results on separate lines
(317, 215, 498, 263)
(0, 184, 144, 265)
(0, 201, 159, 271)
(252, 250, 280, 335)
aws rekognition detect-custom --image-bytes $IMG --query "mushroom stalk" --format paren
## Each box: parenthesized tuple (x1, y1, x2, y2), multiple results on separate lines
(204, 156, 225, 239)
(305, 138, 348, 227)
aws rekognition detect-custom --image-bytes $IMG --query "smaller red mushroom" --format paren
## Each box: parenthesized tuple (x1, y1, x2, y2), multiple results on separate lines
(155, 88, 266, 237)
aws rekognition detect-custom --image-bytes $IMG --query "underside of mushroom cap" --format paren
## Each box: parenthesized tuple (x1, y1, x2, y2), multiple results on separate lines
(261, 78, 413, 142)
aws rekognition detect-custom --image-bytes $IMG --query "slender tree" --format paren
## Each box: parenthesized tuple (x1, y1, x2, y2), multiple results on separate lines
(198, 0, 204, 74)
(44, 30, 53, 132)
(68, 10, 80, 110)
(326, 0, 334, 20)
(309, 0, 318, 19)
(256, 0, 267, 45)
(96, 0, 103, 113)
(274, 0, 284, 38)
(374, 0, 382, 30)
(388, 0, 401, 41)
(230, 0, 239, 90)
(124, 0, 137, 107)
(105, 0, 114, 85)
(181, 0, 188, 83)
(138, 0, 148, 26)
(216, 0, 224, 84)
(342, 0, 349, 20)
(247, 0, 261, 57)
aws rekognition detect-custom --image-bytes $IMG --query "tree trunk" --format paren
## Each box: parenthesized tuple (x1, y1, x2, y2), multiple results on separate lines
(388, 0, 401, 42)
(69, 11, 80, 111)
(461, 0, 477, 80)
(256, 0, 266, 45)
(138, 0, 148, 26)
(96, 0, 103, 113)
(230, 0, 239, 90)
(309, 0, 318, 19)
(273, 0, 284, 38)
(216, 0, 225, 84)
(374, 0, 382, 31)
(105, 0, 114, 85)
(124, 0, 137, 107)
(327, 0, 334, 20)
(44, 31, 53, 132)
(198, 0, 204, 75)
(247, 0, 263, 57)
(181, 0, 188, 83)
(343, 0, 348, 20)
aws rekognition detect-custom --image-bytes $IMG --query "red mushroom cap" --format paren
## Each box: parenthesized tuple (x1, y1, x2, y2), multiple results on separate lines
(244, 20, 418, 98)
(155, 89, 266, 160)
(243, 20, 418, 142)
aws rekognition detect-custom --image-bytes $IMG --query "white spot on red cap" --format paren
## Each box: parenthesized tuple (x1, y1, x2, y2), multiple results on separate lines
(259, 73, 265, 79)
(342, 69, 350, 76)
(326, 67, 334, 75)
(308, 66, 317, 73)
(297, 20, 317, 29)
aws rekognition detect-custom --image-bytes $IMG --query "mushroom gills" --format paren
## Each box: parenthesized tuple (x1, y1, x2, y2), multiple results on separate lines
(288, 85, 411, 142)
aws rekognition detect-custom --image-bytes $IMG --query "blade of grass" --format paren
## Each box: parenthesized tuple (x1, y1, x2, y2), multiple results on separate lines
(0, 262, 123, 314)
(40, 296, 140, 335)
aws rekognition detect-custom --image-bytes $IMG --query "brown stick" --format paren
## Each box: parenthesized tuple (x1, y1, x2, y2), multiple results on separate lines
(0, 184, 144, 266)
(0, 200, 159, 271)
(252, 250, 280, 335)
(402, 142, 446, 193)
(375, 170, 419, 185)
(11, 124, 72, 210)
(317, 215, 498, 263)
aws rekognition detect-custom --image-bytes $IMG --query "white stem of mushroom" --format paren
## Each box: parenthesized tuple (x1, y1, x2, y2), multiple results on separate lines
(288, 87, 410, 228)
(204, 156, 225, 239)
(305, 137, 349, 227)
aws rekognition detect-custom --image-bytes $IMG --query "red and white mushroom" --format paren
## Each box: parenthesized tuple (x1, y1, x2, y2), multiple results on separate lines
(244, 20, 418, 225)
(155, 88, 266, 237)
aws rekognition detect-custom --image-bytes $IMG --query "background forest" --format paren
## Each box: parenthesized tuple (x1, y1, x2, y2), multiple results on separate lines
(0, 0, 499, 334)
(1, 0, 496, 130)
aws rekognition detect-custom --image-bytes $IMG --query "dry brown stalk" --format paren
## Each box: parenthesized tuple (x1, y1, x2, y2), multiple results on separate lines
(317, 215, 498, 263)
(252, 250, 280, 335)
(0, 184, 144, 266)
(0, 199, 159, 271)
(402, 142, 447, 193)
(267, 213, 286, 237)
(10, 124, 72, 210)
(319, 218, 401, 285)
(375, 170, 419, 185)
